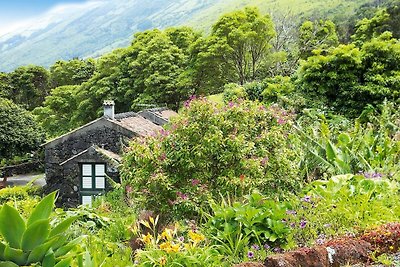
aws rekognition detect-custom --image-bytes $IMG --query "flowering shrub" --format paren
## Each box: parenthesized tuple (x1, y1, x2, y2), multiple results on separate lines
(121, 98, 301, 218)
(134, 216, 224, 267)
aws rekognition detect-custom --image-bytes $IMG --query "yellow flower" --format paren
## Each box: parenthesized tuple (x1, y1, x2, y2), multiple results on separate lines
(160, 256, 167, 265)
(142, 233, 153, 244)
(170, 243, 180, 253)
(189, 231, 205, 244)
(161, 228, 174, 240)
(160, 241, 180, 253)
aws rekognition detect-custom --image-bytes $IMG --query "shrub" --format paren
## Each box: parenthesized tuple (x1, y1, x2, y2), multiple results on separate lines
(205, 191, 291, 261)
(294, 102, 400, 180)
(121, 98, 301, 219)
(287, 174, 400, 246)
(0, 186, 29, 204)
(222, 83, 246, 102)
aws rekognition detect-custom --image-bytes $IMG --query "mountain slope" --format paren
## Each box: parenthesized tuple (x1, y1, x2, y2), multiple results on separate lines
(0, 0, 374, 72)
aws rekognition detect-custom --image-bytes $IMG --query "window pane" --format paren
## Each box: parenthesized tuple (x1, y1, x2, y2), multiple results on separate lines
(95, 164, 105, 176)
(95, 177, 105, 189)
(82, 176, 92, 189)
(82, 196, 92, 207)
(82, 164, 92, 176)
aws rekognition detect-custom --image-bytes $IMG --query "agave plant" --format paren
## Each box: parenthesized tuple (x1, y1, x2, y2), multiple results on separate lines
(0, 191, 82, 267)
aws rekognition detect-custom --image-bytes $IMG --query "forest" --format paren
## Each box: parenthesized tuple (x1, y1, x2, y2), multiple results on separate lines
(0, 0, 400, 266)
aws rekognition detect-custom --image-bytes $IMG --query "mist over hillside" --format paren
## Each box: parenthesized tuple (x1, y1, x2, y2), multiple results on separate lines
(0, 0, 373, 72)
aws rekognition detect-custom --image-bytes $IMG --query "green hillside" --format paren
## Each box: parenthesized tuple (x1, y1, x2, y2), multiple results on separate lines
(0, 0, 376, 71)
(186, 0, 374, 31)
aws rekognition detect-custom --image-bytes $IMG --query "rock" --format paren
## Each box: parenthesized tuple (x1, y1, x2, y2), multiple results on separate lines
(264, 238, 372, 267)
(233, 262, 265, 267)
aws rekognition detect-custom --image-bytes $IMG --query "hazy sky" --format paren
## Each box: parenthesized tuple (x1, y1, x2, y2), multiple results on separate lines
(0, 0, 86, 31)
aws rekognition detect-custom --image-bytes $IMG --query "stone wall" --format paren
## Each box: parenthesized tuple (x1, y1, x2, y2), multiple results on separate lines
(57, 150, 120, 208)
(0, 161, 43, 177)
(44, 119, 133, 206)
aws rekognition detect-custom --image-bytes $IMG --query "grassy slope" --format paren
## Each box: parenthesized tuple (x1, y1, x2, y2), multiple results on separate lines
(184, 0, 375, 32)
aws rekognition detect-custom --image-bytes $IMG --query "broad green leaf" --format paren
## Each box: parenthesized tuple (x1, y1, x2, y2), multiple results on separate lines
(26, 237, 57, 264)
(42, 249, 55, 267)
(54, 236, 84, 258)
(84, 250, 93, 267)
(0, 204, 26, 249)
(0, 261, 19, 267)
(27, 192, 57, 226)
(54, 257, 73, 267)
(49, 217, 77, 238)
(51, 235, 68, 251)
(326, 140, 338, 162)
(0, 242, 5, 258)
(3, 246, 28, 266)
(22, 219, 50, 251)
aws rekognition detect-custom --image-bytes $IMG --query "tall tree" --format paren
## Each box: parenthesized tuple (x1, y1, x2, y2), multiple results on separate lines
(0, 98, 44, 160)
(211, 7, 276, 84)
(8, 66, 50, 110)
(298, 20, 339, 59)
(49, 58, 96, 88)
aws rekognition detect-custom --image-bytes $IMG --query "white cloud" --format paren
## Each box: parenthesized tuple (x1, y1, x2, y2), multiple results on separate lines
(0, 1, 104, 38)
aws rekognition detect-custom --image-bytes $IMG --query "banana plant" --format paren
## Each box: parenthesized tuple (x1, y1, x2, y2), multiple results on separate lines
(0, 191, 82, 267)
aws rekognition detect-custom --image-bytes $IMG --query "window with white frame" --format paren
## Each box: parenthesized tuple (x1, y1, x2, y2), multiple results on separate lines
(80, 163, 106, 206)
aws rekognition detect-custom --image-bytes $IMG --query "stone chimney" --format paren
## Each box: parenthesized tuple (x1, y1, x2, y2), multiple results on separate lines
(103, 100, 115, 120)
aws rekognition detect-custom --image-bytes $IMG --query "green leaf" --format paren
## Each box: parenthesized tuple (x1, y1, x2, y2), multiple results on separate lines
(22, 219, 50, 251)
(0, 261, 19, 267)
(0, 242, 5, 258)
(26, 237, 57, 264)
(49, 217, 77, 238)
(84, 250, 93, 267)
(54, 236, 84, 258)
(51, 235, 68, 251)
(3, 246, 28, 266)
(326, 140, 338, 162)
(42, 249, 55, 267)
(54, 257, 73, 267)
(27, 192, 57, 226)
(0, 204, 26, 249)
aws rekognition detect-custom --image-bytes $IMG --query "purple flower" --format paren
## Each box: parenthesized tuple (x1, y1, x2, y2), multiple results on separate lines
(273, 247, 282, 253)
(176, 191, 188, 200)
(264, 244, 270, 250)
(261, 157, 269, 166)
(300, 219, 307, 228)
(251, 244, 260, 251)
(290, 222, 296, 228)
(302, 196, 311, 203)
(247, 251, 254, 258)
(286, 210, 297, 215)
(191, 179, 200, 186)
(323, 223, 331, 228)
(178, 236, 185, 242)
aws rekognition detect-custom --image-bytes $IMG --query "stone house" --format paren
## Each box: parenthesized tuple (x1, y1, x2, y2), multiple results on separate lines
(43, 101, 176, 207)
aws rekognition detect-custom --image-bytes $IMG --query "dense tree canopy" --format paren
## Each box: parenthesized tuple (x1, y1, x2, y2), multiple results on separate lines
(297, 33, 400, 117)
(49, 58, 96, 88)
(0, 98, 44, 160)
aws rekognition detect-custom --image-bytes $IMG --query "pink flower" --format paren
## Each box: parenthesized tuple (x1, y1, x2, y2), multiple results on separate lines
(277, 118, 286, 125)
(191, 179, 200, 186)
